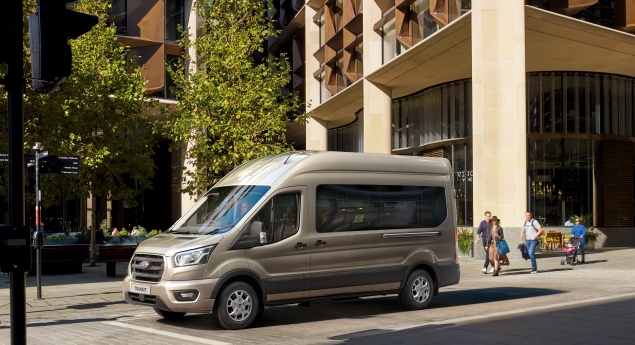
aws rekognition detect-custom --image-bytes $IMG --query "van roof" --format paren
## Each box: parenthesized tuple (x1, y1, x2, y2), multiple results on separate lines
(215, 151, 451, 187)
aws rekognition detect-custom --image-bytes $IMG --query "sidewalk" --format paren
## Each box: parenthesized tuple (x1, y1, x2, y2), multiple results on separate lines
(0, 262, 128, 320)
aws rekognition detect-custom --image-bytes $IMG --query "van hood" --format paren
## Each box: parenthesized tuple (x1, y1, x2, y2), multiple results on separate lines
(135, 234, 223, 256)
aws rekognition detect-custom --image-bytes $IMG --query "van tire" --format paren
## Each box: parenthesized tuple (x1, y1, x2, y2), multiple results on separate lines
(214, 281, 259, 330)
(153, 308, 186, 320)
(400, 270, 433, 310)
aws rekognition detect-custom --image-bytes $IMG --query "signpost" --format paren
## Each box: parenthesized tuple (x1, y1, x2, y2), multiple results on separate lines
(1, 149, 80, 299)
(0, 152, 80, 175)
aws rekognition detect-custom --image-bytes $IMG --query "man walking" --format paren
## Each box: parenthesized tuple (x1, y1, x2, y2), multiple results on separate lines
(475, 211, 492, 273)
(520, 211, 543, 274)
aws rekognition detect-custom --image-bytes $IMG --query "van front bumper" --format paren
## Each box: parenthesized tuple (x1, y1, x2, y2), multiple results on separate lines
(123, 275, 218, 313)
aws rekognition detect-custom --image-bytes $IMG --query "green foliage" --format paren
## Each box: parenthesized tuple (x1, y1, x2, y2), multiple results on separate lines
(100, 219, 109, 235)
(146, 229, 162, 237)
(457, 228, 473, 255)
(73, 230, 89, 243)
(115, 229, 129, 237)
(46, 234, 68, 241)
(163, 0, 306, 196)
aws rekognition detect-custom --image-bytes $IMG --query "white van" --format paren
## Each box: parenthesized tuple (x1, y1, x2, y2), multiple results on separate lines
(123, 151, 460, 329)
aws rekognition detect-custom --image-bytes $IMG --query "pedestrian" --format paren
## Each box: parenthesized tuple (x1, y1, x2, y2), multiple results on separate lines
(475, 211, 492, 273)
(486, 216, 504, 276)
(111, 227, 119, 236)
(520, 211, 543, 274)
(570, 217, 587, 263)
(131, 226, 140, 236)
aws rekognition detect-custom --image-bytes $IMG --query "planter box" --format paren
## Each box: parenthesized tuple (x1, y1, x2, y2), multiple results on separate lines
(106, 236, 147, 245)
(44, 237, 82, 245)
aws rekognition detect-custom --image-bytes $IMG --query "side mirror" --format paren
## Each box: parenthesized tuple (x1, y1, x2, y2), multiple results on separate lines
(250, 221, 266, 245)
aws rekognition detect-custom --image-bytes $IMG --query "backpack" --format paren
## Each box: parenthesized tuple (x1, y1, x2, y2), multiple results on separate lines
(523, 219, 540, 231)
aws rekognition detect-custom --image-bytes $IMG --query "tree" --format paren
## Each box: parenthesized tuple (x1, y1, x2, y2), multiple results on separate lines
(1, 0, 157, 265)
(163, 0, 305, 197)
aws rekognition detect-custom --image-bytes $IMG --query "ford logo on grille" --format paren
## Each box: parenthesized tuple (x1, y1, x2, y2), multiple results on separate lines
(138, 261, 149, 269)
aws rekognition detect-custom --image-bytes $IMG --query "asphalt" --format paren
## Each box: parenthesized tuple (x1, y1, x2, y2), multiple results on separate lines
(1, 247, 634, 344)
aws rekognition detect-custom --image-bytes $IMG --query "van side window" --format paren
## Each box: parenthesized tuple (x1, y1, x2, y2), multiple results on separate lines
(316, 185, 446, 233)
(254, 193, 299, 244)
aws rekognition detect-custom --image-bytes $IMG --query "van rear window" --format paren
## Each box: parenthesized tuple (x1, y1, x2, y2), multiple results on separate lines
(316, 185, 447, 232)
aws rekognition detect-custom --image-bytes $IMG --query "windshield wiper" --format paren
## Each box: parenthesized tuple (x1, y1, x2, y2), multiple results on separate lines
(201, 225, 234, 235)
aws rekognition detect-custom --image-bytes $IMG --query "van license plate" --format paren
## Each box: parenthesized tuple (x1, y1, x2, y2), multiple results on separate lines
(131, 283, 151, 295)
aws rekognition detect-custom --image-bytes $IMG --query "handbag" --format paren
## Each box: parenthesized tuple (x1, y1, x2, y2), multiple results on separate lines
(496, 239, 511, 255)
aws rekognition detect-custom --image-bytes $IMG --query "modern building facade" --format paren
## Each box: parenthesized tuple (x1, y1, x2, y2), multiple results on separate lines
(271, 0, 635, 245)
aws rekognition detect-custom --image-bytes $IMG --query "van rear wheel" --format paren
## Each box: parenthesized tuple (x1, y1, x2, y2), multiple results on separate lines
(400, 269, 433, 310)
(153, 308, 186, 320)
(214, 281, 259, 330)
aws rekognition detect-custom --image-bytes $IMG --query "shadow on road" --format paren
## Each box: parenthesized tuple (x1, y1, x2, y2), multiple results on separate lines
(152, 286, 564, 330)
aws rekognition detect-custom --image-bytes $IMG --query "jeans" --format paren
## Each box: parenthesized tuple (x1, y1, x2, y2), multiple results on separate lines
(579, 242, 585, 261)
(526, 239, 539, 270)
(482, 241, 489, 268)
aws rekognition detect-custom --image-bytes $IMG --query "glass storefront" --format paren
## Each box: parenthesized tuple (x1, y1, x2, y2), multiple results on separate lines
(528, 138, 595, 226)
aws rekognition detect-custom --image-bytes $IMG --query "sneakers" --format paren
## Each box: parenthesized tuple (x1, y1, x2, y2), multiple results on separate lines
(492, 271, 499, 276)
(488, 267, 495, 273)
(530, 270, 538, 274)
(482, 267, 487, 273)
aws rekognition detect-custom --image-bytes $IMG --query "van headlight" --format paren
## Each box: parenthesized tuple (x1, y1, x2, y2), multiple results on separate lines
(174, 245, 216, 267)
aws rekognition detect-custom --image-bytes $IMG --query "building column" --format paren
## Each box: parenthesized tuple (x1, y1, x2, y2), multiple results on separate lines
(363, 80, 392, 154)
(472, 0, 527, 224)
(304, 5, 328, 150)
(362, 0, 392, 154)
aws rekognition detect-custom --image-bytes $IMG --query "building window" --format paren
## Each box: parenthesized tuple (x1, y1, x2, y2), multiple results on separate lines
(377, 0, 469, 65)
(165, 0, 185, 42)
(112, 0, 127, 35)
(527, 72, 635, 136)
(328, 109, 363, 152)
(392, 79, 472, 150)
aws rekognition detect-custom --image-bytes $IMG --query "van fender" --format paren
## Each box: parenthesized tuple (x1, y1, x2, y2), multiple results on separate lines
(210, 269, 268, 305)
(400, 260, 440, 296)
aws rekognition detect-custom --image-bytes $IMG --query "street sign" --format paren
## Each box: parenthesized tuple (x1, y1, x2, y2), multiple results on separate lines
(0, 153, 79, 175)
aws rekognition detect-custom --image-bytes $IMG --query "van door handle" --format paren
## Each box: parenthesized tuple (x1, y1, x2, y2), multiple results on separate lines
(294, 242, 307, 249)
(315, 240, 327, 246)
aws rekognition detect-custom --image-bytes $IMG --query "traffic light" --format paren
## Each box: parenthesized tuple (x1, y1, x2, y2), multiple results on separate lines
(29, 0, 98, 93)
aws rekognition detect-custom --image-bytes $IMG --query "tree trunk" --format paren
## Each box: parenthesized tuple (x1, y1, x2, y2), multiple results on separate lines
(90, 196, 97, 266)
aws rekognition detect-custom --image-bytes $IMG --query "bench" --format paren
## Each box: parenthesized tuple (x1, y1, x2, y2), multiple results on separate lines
(99, 245, 137, 277)
(31, 245, 89, 274)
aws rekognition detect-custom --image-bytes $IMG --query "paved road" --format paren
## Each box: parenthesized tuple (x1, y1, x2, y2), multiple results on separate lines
(2, 248, 634, 344)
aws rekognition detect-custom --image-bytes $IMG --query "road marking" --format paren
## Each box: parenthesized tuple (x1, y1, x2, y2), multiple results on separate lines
(103, 321, 231, 345)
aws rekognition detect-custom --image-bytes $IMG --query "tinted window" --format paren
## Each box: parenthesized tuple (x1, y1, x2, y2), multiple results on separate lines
(254, 193, 300, 244)
(316, 185, 446, 232)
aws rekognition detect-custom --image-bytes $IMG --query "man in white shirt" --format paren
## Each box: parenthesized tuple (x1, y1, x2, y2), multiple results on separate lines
(520, 211, 543, 274)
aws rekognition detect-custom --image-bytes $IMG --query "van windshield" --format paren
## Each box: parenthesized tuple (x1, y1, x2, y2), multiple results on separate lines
(168, 185, 270, 235)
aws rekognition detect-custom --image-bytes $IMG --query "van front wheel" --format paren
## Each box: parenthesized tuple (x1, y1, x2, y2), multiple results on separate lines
(400, 269, 433, 310)
(214, 281, 259, 330)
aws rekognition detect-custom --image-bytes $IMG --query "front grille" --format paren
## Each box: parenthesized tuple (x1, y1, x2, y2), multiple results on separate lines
(129, 292, 157, 305)
(131, 253, 165, 282)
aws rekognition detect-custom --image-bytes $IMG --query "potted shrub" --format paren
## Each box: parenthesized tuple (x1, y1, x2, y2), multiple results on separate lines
(457, 228, 473, 256)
